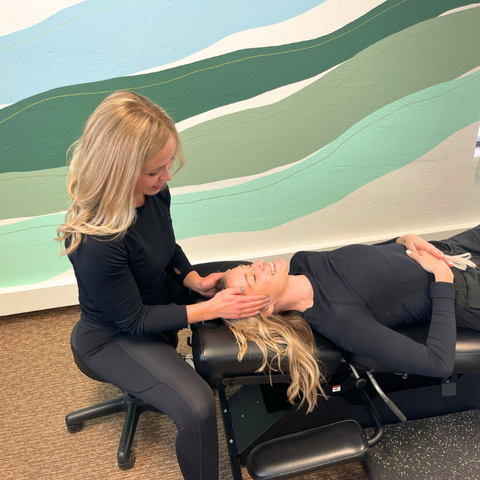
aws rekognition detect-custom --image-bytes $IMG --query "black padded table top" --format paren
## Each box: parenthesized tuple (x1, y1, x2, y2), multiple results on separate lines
(192, 322, 480, 385)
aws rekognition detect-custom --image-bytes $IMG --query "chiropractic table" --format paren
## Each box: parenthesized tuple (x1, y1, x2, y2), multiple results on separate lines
(191, 262, 480, 480)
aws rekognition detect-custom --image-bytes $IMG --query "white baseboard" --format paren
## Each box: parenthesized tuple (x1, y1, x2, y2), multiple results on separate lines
(1, 278, 79, 317)
(0, 223, 474, 317)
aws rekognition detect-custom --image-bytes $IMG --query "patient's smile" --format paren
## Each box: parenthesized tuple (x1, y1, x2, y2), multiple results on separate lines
(269, 262, 276, 276)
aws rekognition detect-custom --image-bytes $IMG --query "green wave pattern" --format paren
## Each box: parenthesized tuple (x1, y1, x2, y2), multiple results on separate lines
(0, 0, 472, 176)
(0, 167, 70, 221)
(2, 5, 479, 221)
(0, 214, 67, 289)
(170, 71, 480, 238)
(174, 7, 480, 186)
(2, 72, 479, 288)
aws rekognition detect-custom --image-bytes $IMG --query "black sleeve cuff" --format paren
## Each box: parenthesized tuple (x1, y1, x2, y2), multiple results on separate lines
(430, 281, 456, 300)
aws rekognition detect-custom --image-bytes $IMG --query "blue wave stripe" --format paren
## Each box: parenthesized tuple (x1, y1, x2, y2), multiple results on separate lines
(0, 0, 323, 105)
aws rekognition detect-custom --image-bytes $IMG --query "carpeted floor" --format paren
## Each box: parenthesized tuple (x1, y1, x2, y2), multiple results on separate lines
(0, 306, 366, 480)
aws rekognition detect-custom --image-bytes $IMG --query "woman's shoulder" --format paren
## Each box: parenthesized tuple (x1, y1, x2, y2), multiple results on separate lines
(72, 232, 127, 258)
(290, 251, 328, 274)
(68, 234, 129, 279)
(290, 251, 308, 271)
(291, 250, 326, 264)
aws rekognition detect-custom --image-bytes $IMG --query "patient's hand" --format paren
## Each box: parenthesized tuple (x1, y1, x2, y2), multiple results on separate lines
(396, 234, 452, 266)
(406, 249, 454, 283)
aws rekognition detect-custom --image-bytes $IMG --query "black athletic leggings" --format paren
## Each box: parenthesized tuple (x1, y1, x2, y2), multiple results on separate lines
(71, 275, 218, 480)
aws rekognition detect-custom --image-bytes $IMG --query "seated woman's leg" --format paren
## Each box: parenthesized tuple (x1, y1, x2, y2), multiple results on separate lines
(76, 331, 218, 480)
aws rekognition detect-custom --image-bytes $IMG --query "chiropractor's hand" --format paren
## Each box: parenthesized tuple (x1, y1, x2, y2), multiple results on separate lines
(184, 271, 227, 296)
(186, 288, 269, 324)
(207, 288, 269, 319)
(396, 234, 452, 266)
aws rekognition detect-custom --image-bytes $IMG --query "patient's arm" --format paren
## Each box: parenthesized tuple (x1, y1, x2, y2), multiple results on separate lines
(330, 292, 456, 378)
(333, 249, 455, 376)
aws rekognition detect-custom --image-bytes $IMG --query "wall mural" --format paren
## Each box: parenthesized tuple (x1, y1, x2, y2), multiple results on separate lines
(1, 0, 480, 290)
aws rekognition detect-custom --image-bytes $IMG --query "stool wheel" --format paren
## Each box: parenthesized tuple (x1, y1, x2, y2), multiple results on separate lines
(118, 451, 135, 470)
(66, 422, 83, 433)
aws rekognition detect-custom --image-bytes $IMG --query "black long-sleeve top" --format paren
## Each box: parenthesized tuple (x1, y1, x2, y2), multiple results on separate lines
(68, 186, 194, 335)
(290, 243, 456, 377)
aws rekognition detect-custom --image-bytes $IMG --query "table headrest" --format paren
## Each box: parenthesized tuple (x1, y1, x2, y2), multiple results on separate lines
(191, 320, 342, 385)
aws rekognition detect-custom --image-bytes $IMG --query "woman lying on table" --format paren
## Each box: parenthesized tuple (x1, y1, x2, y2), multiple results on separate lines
(218, 226, 480, 413)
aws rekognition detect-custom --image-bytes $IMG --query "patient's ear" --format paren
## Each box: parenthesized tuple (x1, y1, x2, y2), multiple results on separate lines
(263, 303, 274, 316)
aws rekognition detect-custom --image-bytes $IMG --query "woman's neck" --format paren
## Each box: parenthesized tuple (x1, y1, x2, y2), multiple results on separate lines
(276, 274, 314, 313)
(134, 193, 146, 208)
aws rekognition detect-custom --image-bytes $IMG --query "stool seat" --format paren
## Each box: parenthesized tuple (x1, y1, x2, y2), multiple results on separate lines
(247, 420, 370, 480)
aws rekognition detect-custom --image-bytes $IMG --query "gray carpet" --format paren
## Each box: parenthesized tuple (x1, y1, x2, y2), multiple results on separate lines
(368, 409, 480, 479)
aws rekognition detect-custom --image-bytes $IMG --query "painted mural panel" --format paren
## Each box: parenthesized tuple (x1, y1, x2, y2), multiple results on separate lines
(1, 0, 480, 290)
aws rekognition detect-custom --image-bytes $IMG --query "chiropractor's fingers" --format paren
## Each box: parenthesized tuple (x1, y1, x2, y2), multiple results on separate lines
(197, 272, 227, 295)
(226, 287, 269, 310)
(214, 287, 269, 319)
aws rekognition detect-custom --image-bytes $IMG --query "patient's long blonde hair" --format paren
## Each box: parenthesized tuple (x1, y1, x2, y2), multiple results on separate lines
(56, 90, 185, 255)
(218, 280, 327, 413)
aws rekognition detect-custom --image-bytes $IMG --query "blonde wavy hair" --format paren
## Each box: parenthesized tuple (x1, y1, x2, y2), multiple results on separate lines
(56, 90, 186, 255)
(217, 278, 327, 413)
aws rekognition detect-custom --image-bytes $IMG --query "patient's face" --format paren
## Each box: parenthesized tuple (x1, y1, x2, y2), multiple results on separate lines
(223, 259, 289, 300)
